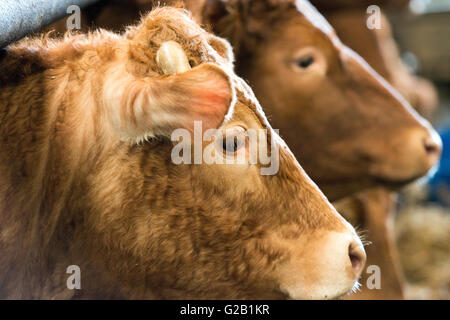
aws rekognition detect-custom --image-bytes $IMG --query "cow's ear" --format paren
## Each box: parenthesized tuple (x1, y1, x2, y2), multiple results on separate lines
(208, 35, 235, 63)
(201, 0, 281, 54)
(202, 0, 230, 27)
(202, 0, 247, 54)
(104, 41, 235, 143)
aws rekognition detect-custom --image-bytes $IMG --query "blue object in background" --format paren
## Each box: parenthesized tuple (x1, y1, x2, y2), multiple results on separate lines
(429, 128, 450, 206)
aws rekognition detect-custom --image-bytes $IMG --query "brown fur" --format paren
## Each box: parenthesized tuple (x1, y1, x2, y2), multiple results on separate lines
(0, 7, 358, 299)
(311, 0, 410, 11)
(320, 9, 438, 119)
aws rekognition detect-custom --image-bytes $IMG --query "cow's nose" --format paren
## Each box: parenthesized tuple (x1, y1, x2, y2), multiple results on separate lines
(423, 129, 442, 166)
(348, 240, 366, 277)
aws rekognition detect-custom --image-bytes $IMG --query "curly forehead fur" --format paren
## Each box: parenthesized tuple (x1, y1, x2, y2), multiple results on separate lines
(125, 6, 235, 73)
(0, 6, 269, 127)
(1, 7, 233, 80)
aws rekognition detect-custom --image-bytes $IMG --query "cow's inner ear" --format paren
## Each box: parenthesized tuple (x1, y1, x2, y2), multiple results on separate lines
(104, 41, 235, 143)
(208, 36, 234, 63)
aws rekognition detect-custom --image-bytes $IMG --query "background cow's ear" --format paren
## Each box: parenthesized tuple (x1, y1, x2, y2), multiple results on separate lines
(208, 35, 235, 63)
(104, 63, 235, 143)
(202, 0, 247, 54)
(202, 0, 288, 55)
(202, 0, 230, 26)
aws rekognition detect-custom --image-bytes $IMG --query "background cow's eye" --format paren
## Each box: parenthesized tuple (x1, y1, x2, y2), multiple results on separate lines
(291, 47, 326, 75)
(297, 56, 314, 68)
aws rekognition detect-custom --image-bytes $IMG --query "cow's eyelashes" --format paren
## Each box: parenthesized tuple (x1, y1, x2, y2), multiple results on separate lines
(296, 56, 314, 68)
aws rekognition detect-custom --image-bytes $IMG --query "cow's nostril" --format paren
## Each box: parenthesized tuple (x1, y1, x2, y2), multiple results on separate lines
(422, 131, 442, 170)
(348, 241, 366, 277)
(424, 136, 441, 156)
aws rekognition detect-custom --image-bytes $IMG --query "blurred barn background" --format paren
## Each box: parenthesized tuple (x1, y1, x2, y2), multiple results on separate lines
(389, 0, 450, 299)
(1, 0, 448, 299)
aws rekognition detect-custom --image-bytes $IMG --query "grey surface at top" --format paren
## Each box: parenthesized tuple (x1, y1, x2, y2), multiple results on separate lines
(0, 0, 100, 48)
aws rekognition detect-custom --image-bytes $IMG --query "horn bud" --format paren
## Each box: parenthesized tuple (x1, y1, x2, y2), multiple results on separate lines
(156, 41, 191, 75)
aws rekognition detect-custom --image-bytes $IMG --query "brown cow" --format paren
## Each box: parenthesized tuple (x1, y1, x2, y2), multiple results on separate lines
(200, 0, 441, 201)
(0, 7, 365, 299)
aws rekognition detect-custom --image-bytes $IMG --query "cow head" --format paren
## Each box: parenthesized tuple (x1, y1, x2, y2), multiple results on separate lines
(201, 0, 441, 201)
(36, 7, 364, 299)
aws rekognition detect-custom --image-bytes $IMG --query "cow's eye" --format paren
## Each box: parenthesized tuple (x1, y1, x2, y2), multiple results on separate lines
(296, 56, 314, 68)
(222, 126, 246, 154)
(223, 136, 243, 154)
(292, 48, 327, 76)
